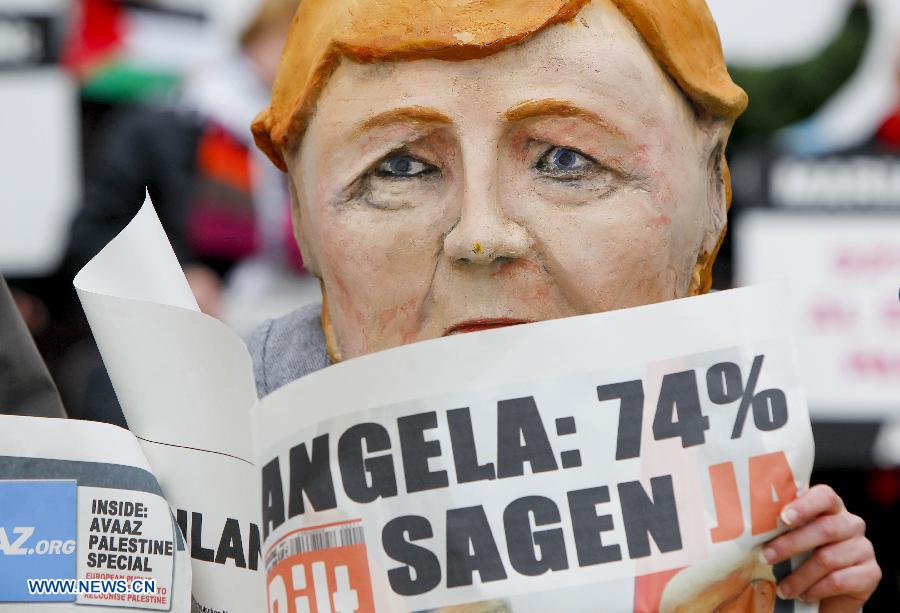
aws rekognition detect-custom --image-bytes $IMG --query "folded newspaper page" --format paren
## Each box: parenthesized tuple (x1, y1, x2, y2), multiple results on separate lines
(73, 196, 263, 612)
(60, 195, 816, 612)
(0, 415, 191, 611)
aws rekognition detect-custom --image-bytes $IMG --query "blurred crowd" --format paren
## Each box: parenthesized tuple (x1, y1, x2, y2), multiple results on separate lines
(0, 0, 898, 607)
(6, 0, 316, 425)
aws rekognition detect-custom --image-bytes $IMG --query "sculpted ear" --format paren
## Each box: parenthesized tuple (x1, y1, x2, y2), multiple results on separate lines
(704, 126, 729, 254)
(689, 119, 731, 296)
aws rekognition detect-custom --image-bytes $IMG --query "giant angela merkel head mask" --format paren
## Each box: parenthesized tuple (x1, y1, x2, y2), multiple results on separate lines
(252, 0, 748, 362)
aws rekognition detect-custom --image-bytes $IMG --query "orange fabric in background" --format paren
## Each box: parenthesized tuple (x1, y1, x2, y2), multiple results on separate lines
(197, 125, 253, 193)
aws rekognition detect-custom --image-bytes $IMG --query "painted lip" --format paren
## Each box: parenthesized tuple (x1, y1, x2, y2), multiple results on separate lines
(443, 318, 533, 336)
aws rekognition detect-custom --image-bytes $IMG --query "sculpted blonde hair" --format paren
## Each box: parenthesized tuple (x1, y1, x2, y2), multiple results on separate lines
(253, 0, 746, 171)
(253, 0, 747, 340)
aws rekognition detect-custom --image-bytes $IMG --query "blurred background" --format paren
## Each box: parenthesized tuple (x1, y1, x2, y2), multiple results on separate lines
(0, 0, 898, 607)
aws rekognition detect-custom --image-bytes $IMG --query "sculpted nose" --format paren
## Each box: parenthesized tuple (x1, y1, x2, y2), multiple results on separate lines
(443, 192, 530, 266)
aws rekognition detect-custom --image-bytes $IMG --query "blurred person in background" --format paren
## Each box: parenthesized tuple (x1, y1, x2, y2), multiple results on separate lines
(57, 0, 299, 424)
(64, 0, 299, 317)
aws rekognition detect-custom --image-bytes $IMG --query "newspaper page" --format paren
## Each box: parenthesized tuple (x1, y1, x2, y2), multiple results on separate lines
(252, 285, 817, 613)
(73, 195, 264, 613)
(0, 415, 191, 611)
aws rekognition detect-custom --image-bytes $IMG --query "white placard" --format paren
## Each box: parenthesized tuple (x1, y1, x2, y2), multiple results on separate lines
(735, 210, 900, 420)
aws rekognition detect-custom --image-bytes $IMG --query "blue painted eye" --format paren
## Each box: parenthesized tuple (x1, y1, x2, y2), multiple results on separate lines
(536, 147, 596, 176)
(376, 154, 435, 178)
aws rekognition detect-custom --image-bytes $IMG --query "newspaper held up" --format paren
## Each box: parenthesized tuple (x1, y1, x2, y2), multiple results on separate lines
(253, 285, 817, 613)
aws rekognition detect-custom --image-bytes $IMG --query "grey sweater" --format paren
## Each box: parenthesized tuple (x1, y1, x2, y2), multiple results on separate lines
(247, 302, 331, 398)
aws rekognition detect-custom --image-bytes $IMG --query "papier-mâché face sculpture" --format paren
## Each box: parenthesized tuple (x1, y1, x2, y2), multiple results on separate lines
(253, 0, 747, 360)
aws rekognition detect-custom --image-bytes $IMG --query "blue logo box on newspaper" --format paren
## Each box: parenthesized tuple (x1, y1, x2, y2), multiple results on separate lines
(0, 480, 77, 602)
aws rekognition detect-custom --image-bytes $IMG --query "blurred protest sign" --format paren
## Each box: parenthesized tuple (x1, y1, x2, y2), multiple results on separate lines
(736, 211, 900, 420)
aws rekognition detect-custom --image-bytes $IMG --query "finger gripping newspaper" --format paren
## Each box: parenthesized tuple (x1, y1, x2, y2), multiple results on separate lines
(44, 196, 814, 612)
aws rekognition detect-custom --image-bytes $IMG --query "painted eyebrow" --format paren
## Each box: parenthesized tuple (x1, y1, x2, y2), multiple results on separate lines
(502, 99, 625, 138)
(351, 105, 453, 139)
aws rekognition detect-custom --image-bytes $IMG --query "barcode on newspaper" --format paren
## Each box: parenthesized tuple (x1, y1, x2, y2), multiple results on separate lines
(287, 524, 365, 556)
(266, 522, 365, 572)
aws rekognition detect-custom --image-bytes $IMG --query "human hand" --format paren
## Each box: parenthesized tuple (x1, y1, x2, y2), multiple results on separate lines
(761, 485, 880, 611)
